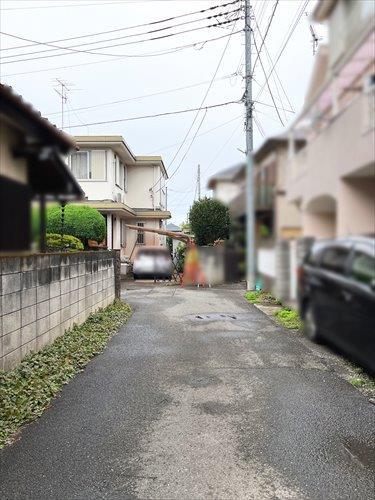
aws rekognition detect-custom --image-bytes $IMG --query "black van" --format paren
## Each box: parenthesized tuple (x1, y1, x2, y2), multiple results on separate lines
(298, 236, 375, 375)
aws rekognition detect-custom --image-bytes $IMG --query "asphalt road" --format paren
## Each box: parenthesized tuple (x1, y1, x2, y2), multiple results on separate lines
(0, 284, 374, 499)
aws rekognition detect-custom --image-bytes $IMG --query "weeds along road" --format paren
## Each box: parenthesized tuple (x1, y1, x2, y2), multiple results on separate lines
(0, 283, 374, 499)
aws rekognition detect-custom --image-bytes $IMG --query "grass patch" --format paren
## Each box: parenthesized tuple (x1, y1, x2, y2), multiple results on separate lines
(274, 307, 303, 330)
(348, 368, 375, 391)
(245, 290, 281, 306)
(0, 299, 131, 449)
(349, 377, 366, 388)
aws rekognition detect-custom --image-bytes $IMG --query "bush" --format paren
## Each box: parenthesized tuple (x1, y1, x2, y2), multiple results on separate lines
(189, 197, 231, 246)
(46, 204, 106, 246)
(46, 233, 84, 252)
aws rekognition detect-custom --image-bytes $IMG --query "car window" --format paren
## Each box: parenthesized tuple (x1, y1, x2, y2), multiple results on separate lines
(305, 249, 322, 266)
(320, 247, 350, 274)
(350, 252, 375, 285)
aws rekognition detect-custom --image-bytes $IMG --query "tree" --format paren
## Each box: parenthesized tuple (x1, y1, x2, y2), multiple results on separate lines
(189, 197, 231, 246)
(46, 204, 106, 246)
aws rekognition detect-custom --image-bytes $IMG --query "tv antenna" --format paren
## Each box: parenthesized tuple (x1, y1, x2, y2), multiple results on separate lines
(306, 12, 322, 55)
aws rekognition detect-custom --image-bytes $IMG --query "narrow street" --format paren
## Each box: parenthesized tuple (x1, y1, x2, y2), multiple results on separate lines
(0, 284, 374, 500)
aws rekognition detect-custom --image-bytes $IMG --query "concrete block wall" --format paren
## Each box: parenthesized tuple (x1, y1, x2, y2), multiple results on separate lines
(0, 251, 116, 371)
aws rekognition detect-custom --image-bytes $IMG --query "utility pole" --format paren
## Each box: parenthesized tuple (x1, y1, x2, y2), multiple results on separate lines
(197, 164, 201, 200)
(245, 0, 256, 290)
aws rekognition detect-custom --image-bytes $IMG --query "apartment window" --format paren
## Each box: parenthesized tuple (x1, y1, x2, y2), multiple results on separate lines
(70, 150, 106, 180)
(137, 222, 144, 244)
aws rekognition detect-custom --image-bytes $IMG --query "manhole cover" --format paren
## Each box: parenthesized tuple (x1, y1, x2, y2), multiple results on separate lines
(185, 313, 257, 323)
(190, 313, 238, 321)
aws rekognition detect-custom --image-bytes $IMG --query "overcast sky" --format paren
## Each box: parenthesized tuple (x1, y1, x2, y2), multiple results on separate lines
(1, 0, 325, 224)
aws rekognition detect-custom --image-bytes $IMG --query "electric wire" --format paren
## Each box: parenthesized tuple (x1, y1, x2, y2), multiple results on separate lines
(251, 32, 284, 126)
(151, 17, 239, 191)
(0, 6, 242, 60)
(61, 100, 240, 129)
(251, 9, 294, 115)
(0, 17, 242, 64)
(255, 0, 309, 101)
(45, 73, 237, 117)
(145, 114, 243, 155)
(251, 0, 278, 78)
(1, 0, 239, 46)
(2, 30, 242, 77)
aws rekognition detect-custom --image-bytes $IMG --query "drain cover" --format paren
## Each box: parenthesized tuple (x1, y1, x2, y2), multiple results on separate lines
(191, 313, 238, 321)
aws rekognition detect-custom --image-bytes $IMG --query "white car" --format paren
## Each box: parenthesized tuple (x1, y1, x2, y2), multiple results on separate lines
(133, 247, 173, 280)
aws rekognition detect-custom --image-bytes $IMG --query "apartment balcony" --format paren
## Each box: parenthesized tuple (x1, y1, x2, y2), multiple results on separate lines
(287, 90, 374, 209)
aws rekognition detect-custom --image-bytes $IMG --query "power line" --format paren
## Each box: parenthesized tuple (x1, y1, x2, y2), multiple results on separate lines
(251, 0, 279, 77)
(0, 6, 241, 60)
(1, 1, 239, 49)
(145, 114, 243, 155)
(0, 1, 130, 11)
(61, 100, 240, 129)
(45, 73, 237, 116)
(256, 0, 309, 101)
(168, 119, 243, 207)
(0, 17, 243, 64)
(251, 31, 284, 126)
(152, 17, 239, 190)
(253, 100, 294, 114)
(251, 9, 294, 116)
(2, 30, 242, 77)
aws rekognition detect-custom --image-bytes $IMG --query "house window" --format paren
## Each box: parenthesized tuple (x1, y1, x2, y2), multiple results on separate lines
(70, 150, 106, 180)
(70, 151, 89, 179)
(137, 222, 144, 244)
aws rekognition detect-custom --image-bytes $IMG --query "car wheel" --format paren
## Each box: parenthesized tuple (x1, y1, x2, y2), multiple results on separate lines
(304, 303, 321, 343)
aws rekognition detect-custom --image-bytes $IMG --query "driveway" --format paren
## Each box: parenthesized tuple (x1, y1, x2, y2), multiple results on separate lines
(0, 284, 374, 499)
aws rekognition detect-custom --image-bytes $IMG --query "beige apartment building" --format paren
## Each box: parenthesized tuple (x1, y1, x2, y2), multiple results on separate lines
(68, 136, 171, 260)
(287, 0, 375, 239)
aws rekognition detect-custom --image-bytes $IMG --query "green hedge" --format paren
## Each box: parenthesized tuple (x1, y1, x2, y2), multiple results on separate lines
(46, 233, 84, 252)
(46, 204, 106, 246)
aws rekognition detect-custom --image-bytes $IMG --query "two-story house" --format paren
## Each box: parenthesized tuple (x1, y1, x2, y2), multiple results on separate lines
(68, 135, 171, 260)
(287, 0, 375, 239)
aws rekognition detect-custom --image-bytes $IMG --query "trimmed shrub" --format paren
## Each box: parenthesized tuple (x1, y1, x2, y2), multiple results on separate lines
(46, 233, 84, 252)
(189, 197, 231, 246)
(46, 204, 106, 246)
